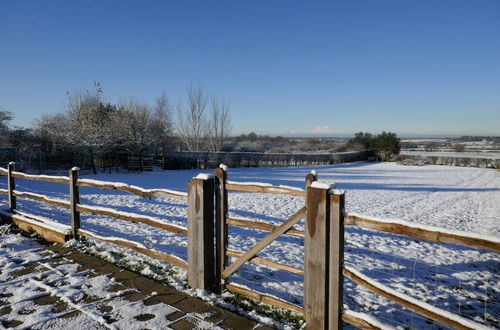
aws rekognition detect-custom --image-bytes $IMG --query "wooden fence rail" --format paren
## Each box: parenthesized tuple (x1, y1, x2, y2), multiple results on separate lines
(0, 166, 187, 201)
(76, 204, 188, 236)
(0, 163, 188, 273)
(1, 189, 188, 237)
(1, 163, 499, 330)
(225, 283, 304, 314)
(77, 178, 188, 202)
(78, 229, 188, 270)
(226, 216, 305, 237)
(13, 191, 71, 209)
(226, 181, 305, 197)
(225, 249, 304, 275)
(344, 213, 500, 253)
(0, 166, 71, 185)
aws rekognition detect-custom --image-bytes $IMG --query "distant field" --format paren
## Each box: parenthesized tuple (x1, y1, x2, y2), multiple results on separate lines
(400, 150, 500, 159)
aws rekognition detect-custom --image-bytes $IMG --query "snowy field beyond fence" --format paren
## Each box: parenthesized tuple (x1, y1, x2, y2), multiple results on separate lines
(1, 162, 499, 329)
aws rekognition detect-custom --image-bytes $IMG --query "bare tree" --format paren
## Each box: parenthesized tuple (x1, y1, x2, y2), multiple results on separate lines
(152, 93, 174, 151)
(207, 96, 232, 152)
(176, 84, 208, 151)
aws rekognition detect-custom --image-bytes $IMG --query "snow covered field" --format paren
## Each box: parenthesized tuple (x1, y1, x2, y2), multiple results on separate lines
(1, 162, 499, 329)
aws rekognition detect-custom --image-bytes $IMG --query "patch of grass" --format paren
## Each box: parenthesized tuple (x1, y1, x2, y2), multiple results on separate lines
(167, 268, 178, 276)
(109, 250, 126, 258)
(224, 291, 304, 329)
(124, 262, 147, 273)
(68, 237, 178, 285)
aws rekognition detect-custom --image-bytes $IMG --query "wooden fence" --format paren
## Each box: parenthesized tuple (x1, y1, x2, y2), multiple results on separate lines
(1, 161, 499, 329)
(0, 162, 188, 269)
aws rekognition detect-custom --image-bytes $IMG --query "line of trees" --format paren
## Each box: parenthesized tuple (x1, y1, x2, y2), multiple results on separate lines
(1, 83, 404, 172)
(347, 131, 400, 161)
(38, 83, 233, 173)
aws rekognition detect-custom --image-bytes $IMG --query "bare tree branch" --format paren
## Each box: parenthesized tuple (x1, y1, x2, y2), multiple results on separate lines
(176, 83, 208, 151)
(207, 96, 232, 152)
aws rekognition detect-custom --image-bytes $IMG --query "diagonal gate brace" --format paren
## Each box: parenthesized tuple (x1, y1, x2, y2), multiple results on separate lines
(221, 206, 306, 279)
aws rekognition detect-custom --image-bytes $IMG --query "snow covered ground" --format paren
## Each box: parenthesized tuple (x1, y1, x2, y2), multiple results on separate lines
(1, 162, 499, 329)
(0, 226, 225, 329)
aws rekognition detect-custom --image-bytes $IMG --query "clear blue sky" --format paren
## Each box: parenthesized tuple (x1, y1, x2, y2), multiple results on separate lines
(1, 0, 499, 137)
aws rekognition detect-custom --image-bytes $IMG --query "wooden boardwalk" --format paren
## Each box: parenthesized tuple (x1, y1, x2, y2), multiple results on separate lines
(0, 238, 272, 330)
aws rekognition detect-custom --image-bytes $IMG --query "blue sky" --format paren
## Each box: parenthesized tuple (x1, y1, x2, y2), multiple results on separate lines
(1, 1, 499, 137)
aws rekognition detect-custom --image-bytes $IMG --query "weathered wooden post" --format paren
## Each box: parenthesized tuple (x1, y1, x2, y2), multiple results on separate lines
(188, 173, 217, 291)
(215, 164, 228, 293)
(69, 167, 81, 238)
(329, 189, 345, 329)
(7, 162, 16, 212)
(305, 170, 318, 206)
(304, 181, 345, 330)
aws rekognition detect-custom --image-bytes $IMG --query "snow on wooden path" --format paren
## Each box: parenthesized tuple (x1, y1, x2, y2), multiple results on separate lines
(0, 228, 271, 330)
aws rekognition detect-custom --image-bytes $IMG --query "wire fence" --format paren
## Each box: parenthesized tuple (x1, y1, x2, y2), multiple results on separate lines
(228, 262, 304, 307)
(344, 226, 500, 328)
(224, 192, 306, 311)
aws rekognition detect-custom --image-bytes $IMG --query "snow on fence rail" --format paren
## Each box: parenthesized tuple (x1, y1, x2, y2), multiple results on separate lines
(0, 166, 71, 184)
(0, 163, 188, 270)
(226, 180, 305, 196)
(226, 212, 500, 253)
(77, 178, 187, 202)
(78, 229, 188, 269)
(0, 166, 187, 202)
(1, 162, 499, 329)
(344, 213, 500, 253)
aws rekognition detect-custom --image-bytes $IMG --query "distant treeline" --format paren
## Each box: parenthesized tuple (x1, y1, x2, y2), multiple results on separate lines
(164, 151, 371, 169)
(0, 81, 401, 173)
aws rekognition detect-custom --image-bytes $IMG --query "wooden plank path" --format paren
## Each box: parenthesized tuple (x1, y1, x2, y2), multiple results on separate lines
(0, 232, 273, 330)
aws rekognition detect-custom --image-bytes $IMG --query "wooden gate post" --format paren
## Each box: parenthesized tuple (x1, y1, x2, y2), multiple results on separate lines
(329, 189, 345, 329)
(188, 174, 217, 291)
(215, 165, 228, 293)
(7, 162, 16, 212)
(69, 167, 80, 238)
(305, 170, 318, 206)
(305, 182, 345, 330)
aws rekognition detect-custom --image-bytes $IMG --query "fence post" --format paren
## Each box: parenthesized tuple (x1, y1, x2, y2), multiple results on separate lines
(187, 174, 217, 291)
(305, 170, 318, 206)
(215, 165, 228, 293)
(69, 167, 80, 238)
(329, 190, 345, 329)
(7, 162, 16, 212)
(305, 182, 345, 330)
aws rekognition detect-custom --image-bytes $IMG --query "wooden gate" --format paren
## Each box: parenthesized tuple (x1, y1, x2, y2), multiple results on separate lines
(218, 167, 314, 313)
(187, 166, 346, 328)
